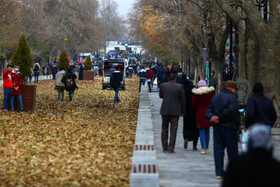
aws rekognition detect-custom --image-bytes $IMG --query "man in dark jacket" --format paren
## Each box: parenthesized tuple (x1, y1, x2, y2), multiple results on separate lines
(222, 124, 280, 187)
(160, 73, 186, 153)
(205, 81, 240, 179)
(111, 68, 123, 103)
(245, 83, 277, 131)
(139, 66, 147, 92)
(209, 70, 217, 90)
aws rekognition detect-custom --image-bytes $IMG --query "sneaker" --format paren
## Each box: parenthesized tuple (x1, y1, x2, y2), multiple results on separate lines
(184, 140, 188, 149)
(216, 176, 223, 179)
(205, 149, 211, 154)
(193, 147, 198, 151)
(201, 149, 206, 155)
(163, 149, 168, 153)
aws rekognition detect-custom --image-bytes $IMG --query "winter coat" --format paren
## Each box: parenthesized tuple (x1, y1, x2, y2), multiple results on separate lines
(64, 73, 78, 92)
(205, 89, 240, 130)
(111, 71, 123, 88)
(191, 87, 215, 128)
(160, 81, 186, 116)
(209, 75, 217, 89)
(245, 93, 277, 128)
(3, 70, 13, 88)
(55, 70, 66, 88)
(11, 72, 22, 95)
(157, 67, 164, 79)
(222, 149, 280, 187)
(147, 69, 153, 79)
(33, 63, 41, 73)
(139, 68, 147, 79)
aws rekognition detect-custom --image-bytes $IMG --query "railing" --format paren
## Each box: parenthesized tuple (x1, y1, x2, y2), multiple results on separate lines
(0, 75, 53, 87)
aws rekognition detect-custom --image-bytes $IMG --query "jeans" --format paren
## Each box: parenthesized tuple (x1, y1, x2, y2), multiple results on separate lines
(139, 78, 146, 92)
(68, 91, 74, 101)
(56, 86, 65, 100)
(3, 87, 12, 111)
(114, 87, 120, 103)
(148, 80, 152, 92)
(29, 75, 33, 83)
(214, 126, 238, 176)
(11, 95, 24, 111)
(199, 127, 210, 149)
(34, 72, 39, 83)
(52, 73, 56, 80)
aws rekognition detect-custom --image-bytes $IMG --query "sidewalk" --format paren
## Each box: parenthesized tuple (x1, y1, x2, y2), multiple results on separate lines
(148, 89, 280, 187)
(149, 92, 222, 187)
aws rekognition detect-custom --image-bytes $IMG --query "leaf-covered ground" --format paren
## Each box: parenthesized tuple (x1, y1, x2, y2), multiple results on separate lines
(0, 77, 139, 186)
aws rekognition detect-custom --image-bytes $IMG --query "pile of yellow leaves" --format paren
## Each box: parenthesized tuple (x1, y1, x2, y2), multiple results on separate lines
(0, 77, 139, 186)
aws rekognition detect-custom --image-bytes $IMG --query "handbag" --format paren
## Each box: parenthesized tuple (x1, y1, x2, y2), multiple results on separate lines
(241, 130, 249, 152)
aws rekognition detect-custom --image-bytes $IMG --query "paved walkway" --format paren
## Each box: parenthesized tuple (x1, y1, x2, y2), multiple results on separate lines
(148, 90, 280, 187)
(149, 91, 222, 187)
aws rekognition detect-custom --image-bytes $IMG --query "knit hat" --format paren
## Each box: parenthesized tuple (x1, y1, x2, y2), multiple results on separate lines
(198, 80, 207, 87)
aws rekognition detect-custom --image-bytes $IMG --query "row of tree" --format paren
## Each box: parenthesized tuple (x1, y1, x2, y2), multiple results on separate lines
(0, 0, 127, 66)
(129, 0, 280, 115)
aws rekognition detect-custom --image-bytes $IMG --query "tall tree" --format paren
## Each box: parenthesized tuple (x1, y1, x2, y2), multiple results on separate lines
(11, 35, 33, 85)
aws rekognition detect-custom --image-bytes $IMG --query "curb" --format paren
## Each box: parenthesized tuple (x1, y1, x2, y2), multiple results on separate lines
(130, 84, 159, 187)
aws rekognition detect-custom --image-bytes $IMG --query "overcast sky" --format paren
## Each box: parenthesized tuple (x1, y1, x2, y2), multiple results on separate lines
(115, 0, 136, 18)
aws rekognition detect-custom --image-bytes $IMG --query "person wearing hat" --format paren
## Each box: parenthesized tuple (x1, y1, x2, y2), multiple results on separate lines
(222, 124, 280, 187)
(191, 80, 215, 154)
(205, 80, 240, 179)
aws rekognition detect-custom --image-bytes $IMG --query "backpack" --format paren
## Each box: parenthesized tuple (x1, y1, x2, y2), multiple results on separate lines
(34, 65, 39, 72)
(65, 78, 73, 88)
(110, 74, 116, 88)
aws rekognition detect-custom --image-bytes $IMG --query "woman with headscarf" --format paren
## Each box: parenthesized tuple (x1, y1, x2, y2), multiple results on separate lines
(180, 74, 199, 151)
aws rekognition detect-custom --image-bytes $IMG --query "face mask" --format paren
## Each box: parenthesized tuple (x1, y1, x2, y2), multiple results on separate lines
(211, 73, 213, 76)
(15, 68, 19, 72)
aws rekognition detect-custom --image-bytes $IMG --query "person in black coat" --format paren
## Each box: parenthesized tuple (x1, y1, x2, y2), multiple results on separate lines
(179, 74, 199, 150)
(64, 68, 78, 101)
(110, 68, 123, 103)
(245, 82, 277, 130)
(222, 124, 280, 187)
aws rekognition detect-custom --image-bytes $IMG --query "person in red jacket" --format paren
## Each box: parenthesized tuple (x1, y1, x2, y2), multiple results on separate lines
(11, 65, 24, 111)
(2, 65, 14, 113)
(147, 66, 153, 92)
(191, 80, 215, 155)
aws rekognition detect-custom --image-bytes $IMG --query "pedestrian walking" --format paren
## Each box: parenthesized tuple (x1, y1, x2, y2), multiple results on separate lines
(29, 68, 33, 84)
(33, 62, 41, 83)
(11, 65, 24, 111)
(191, 80, 215, 154)
(147, 66, 153, 92)
(64, 68, 78, 101)
(110, 68, 123, 103)
(180, 74, 199, 150)
(222, 125, 280, 187)
(245, 82, 277, 131)
(205, 81, 240, 179)
(55, 67, 66, 101)
(209, 70, 217, 90)
(51, 62, 58, 80)
(2, 65, 14, 113)
(160, 73, 186, 153)
(157, 65, 164, 88)
(139, 66, 147, 92)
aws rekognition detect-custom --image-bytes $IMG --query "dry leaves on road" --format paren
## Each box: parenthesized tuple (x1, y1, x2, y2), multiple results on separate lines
(0, 76, 140, 186)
